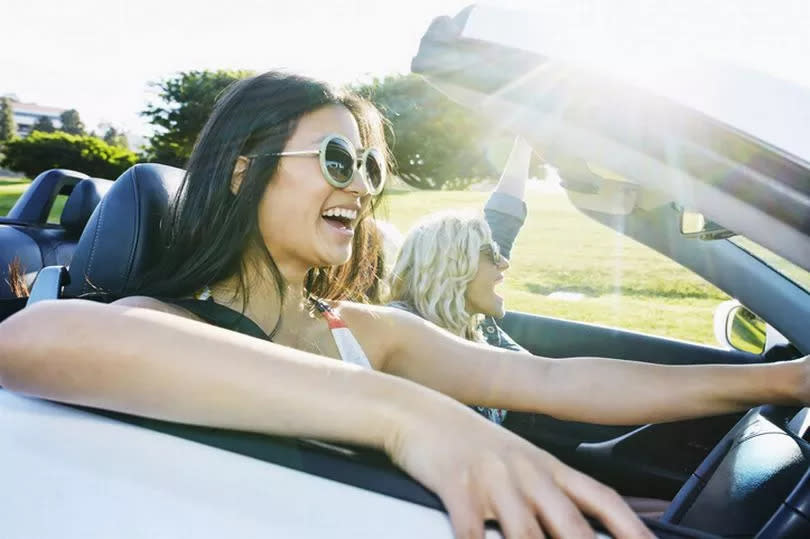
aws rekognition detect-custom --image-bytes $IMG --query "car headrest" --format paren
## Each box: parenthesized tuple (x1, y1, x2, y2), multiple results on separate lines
(64, 163, 186, 298)
(60, 178, 114, 237)
(6, 169, 88, 223)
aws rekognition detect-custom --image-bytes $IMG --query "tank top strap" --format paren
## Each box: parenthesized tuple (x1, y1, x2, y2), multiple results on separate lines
(309, 297, 373, 370)
(160, 295, 271, 340)
(159, 289, 373, 370)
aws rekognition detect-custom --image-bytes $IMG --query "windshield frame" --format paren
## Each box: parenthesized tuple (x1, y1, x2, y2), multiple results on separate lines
(727, 236, 810, 295)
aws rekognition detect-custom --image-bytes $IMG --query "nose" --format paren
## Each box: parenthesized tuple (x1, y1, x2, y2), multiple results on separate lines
(498, 256, 510, 271)
(345, 160, 370, 197)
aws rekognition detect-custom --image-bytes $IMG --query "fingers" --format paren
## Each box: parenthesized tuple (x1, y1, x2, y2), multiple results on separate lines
(440, 458, 651, 539)
(512, 458, 593, 538)
(441, 484, 485, 539)
(558, 468, 654, 539)
(487, 475, 546, 539)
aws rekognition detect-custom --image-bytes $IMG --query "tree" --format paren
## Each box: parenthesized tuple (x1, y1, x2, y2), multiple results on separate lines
(141, 69, 254, 166)
(59, 109, 85, 135)
(352, 74, 497, 190)
(101, 125, 129, 149)
(0, 97, 16, 143)
(1, 131, 138, 179)
(32, 116, 55, 133)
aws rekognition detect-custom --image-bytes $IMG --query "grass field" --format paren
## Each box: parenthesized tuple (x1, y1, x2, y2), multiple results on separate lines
(1, 177, 730, 345)
(0, 178, 30, 215)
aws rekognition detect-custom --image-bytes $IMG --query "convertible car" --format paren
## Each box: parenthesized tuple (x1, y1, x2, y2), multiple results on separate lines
(1, 5, 809, 538)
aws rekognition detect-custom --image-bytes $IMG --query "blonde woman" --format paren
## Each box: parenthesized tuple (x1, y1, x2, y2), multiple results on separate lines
(389, 211, 517, 424)
(387, 137, 531, 343)
(388, 138, 533, 423)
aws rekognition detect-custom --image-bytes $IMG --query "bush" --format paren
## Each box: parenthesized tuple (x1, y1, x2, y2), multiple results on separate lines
(1, 131, 139, 179)
(141, 70, 254, 166)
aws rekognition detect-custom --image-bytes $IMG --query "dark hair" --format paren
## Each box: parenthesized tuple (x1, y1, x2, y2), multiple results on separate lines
(134, 71, 390, 310)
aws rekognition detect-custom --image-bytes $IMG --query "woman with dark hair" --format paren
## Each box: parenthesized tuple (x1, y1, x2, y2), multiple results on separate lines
(135, 72, 388, 308)
(1, 71, 809, 539)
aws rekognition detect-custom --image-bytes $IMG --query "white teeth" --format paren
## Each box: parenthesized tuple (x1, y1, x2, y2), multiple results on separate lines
(321, 208, 357, 220)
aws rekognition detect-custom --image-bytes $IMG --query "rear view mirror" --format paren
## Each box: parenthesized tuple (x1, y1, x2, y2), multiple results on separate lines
(679, 209, 735, 240)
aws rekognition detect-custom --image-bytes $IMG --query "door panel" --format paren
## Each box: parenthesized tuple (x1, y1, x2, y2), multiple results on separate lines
(501, 310, 759, 365)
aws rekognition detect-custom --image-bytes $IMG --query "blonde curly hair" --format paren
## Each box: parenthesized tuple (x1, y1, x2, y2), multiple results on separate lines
(390, 211, 498, 342)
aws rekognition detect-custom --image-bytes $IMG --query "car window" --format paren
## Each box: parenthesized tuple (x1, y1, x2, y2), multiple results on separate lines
(729, 236, 810, 294)
(387, 183, 731, 346)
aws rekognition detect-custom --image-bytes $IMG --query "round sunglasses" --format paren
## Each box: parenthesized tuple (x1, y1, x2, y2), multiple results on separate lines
(246, 133, 386, 195)
(480, 243, 505, 266)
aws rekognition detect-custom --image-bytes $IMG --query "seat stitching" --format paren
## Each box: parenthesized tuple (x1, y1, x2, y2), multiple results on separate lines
(124, 167, 141, 288)
(84, 192, 107, 294)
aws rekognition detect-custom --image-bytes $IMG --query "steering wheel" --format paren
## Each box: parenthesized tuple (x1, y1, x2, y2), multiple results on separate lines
(661, 404, 810, 537)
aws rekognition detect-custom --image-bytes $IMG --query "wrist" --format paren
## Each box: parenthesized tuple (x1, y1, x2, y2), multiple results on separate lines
(780, 357, 809, 404)
(376, 375, 476, 459)
(750, 358, 808, 406)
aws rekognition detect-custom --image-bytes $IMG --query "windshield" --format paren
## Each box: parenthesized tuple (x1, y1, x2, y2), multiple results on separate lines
(730, 236, 810, 293)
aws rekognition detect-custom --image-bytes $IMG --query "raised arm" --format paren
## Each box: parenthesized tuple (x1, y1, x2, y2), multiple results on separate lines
(484, 136, 532, 260)
(0, 299, 649, 539)
(378, 306, 807, 426)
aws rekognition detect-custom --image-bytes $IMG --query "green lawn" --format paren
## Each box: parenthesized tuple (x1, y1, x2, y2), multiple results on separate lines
(0, 178, 30, 215)
(1, 177, 729, 345)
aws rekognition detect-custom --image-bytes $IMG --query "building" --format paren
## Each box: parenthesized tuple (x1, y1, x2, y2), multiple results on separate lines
(2, 96, 65, 136)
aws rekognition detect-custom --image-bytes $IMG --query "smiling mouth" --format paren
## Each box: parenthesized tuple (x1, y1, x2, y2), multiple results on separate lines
(321, 208, 358, 230)
(322, 215, 353, 229)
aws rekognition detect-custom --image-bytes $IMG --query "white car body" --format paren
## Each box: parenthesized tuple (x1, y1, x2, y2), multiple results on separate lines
(0, 391, 467, 538)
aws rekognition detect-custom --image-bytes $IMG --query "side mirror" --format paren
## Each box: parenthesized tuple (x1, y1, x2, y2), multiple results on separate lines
(713, 300, 784, 354)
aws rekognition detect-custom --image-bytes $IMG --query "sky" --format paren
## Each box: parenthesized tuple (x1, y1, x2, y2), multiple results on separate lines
(3, 0, 808, 143)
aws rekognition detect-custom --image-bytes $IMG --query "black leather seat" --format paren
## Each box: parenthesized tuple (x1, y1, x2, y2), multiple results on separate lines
(0, 175, 113, 299)
(61, 178, 114, 239)
(64, 163, 185, 298)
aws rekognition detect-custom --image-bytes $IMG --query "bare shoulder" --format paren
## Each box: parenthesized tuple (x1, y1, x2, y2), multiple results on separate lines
(328, 302, 426, 368)
(334, 301, 421, 330)
(112, 296, 203, 322)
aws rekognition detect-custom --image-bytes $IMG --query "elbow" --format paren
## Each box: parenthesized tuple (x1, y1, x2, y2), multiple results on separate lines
(0, 300, 68, 393)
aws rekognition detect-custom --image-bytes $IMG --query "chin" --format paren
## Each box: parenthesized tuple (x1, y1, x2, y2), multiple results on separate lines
(319, 247, 353, 268)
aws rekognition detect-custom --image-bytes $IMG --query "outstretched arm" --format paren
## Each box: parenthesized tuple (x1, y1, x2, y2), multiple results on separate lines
(0, 299, 650, 539)
(377, 306, 805, 425)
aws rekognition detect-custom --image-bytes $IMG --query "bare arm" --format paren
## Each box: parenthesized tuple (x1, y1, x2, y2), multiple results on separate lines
(0, 299, 417, 447)
(378, 306, 806, 425)
(484, 137, 532, 260)
(0, 298, 650, 539)
(492, 136, 533, 200)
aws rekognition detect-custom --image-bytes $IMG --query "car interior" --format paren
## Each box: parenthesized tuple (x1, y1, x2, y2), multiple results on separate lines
(0, 161, 805, 537)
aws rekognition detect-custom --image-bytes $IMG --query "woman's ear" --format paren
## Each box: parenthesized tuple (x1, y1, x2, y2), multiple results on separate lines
(230, 156, 251, 195)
